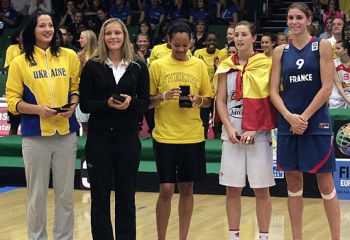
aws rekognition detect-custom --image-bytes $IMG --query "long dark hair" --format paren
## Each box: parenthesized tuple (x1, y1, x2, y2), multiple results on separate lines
(22, 12, 60, 64)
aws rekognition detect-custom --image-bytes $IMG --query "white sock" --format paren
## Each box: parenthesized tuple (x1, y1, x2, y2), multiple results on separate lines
(259, 232, 269, 240)
(229, 229, 239, 240)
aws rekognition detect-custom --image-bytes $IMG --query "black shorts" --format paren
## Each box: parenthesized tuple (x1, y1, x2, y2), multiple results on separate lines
(153, 140, 206, 183)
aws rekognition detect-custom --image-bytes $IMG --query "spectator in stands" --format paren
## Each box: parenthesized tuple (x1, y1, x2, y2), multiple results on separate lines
(76, 30, 97, 136)
(56, 29, 64, 46)
(342, 21, 350, 40)
(85, 0, 105, 16)
(323, 0, 344, 23)
(167, 0, 189, 21)
(261, 32, 276, 57)
(4, 28, 22, 135)
(139, 0, 166, 32)
(11, 0, 28, 15)
(308, 23, 318, 36)
(276, 32, 287, 46)
(215, 20, 275, 240)
(194, 32, 226, 138)
(109, 0, 132, 26)
(59, 0, 76, 27)
(79, 17, 149, 240)
(270, 3, 340, 240)
(135, 32, 154, 135)
(219, 24, 235, 58)
(68, 9, 86, 48)
(28, 0, 52, 15)
(328, 16, 344, 57)
(340, 0, 350, 21)
(137, 20, 154, 47)
(319, 16, 333, 39)
(4, 28, 22, 70)
(83, 0, 105, 32)
(194, 19, 207, 50)
(59, 26, 79, 51)
(134, 32, 151, 62)
(189, 0, 213, 24)
(312, 0, 323, 24)
(78, 29, 98, 74)
(6, 12, 80, 239)
(189, 31, 197, 53)
(0, 0, 18, 29)
(329, 39, 350, 108)
(227, 41, 237, 56)
(77, 0, 90, 10)
(153, 18, 171, 45)
(95, 6, 109, 33)
(216, 0, 238, 25)
(149, 21, 212, 240)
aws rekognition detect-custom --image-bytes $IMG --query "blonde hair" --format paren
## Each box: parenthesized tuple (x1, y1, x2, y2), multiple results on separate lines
(93, 18, 134, 64)
(81, 30, 97, 58)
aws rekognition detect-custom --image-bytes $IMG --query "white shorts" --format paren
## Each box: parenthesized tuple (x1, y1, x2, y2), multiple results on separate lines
(219, 140, 275, 188)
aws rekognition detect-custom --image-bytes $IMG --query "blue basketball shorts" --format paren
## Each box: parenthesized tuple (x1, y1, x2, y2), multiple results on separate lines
(277, 135, 335, 173)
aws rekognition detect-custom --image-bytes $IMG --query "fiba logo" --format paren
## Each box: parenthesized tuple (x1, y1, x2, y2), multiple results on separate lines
(336, 123, 350, 156)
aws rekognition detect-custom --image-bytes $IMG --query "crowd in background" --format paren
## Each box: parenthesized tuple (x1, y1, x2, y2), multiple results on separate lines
(2, 0, 350, 137)
(1, 1, 347, 240)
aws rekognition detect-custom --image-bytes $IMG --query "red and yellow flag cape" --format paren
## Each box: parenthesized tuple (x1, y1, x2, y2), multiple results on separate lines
(214, 53, 277, 130)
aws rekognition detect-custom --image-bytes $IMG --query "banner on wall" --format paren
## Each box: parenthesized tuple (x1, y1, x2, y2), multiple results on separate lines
(333, 120, 350, 200)
(0, 103, 10, 136)
(272, 129, 284, 179)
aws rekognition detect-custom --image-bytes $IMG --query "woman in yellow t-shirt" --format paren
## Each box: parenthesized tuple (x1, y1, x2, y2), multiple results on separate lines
(149, 21, 212, 240)
(4, 28, 23, 135)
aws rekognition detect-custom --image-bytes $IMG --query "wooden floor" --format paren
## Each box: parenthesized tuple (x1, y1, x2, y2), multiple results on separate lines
(1, 188, 349, 240)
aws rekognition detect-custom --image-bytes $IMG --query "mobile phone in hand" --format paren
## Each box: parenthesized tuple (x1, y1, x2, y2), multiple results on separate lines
(111, 93, 126, 103)
(52, 102, 75, 113)
(179, 85, 192, 108)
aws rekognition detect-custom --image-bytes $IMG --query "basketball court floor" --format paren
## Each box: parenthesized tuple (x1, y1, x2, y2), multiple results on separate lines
(1, 188, 349, 239)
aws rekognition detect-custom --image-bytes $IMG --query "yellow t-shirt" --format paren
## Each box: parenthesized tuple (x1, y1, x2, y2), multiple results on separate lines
(149, 43, 192, 64)
(194, 48, 227, 94)
(4, 44, 22, 69)
(149, 55, 213, 144)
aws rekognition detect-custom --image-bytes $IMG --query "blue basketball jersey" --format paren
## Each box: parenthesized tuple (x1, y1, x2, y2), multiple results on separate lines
(279, 37, 332, 136)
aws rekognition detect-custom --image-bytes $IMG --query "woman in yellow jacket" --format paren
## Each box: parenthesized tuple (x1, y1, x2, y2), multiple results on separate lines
(6, 12, 80, 240)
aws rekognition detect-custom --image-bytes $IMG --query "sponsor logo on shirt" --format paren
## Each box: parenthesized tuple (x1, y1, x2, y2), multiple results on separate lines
(319, 122, 330, 129)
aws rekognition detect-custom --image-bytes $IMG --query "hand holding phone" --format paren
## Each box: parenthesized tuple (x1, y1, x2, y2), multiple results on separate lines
(179, 85, 192, 108)
(111, 93, 126, 103)
(52, 102, 75, 113)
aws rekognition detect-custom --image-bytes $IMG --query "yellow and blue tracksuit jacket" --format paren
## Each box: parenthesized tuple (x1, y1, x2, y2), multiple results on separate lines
(6, 46, 80, 136)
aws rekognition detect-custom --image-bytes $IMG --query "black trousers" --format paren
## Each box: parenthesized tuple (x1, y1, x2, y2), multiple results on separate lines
(85, 128, 141, 240)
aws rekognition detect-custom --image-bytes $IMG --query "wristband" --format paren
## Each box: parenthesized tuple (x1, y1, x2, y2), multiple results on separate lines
(160, 91, 167, 100)
(198, 96, 204, 106)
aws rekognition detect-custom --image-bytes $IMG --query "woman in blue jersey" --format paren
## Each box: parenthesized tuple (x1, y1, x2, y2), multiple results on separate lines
(6, 12, 80, 239)
(270, 3, 340, 239)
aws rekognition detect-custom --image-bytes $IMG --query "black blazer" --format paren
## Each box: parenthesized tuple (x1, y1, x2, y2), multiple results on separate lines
(79, 59, 150, 132)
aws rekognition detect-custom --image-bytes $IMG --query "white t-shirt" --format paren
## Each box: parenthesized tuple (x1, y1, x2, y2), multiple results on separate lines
(221, 71, 271, 142)
(329, 58, 350, 109)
